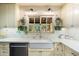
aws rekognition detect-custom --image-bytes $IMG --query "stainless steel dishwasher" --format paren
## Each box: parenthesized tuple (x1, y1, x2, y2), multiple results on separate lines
(10, 43, 28, 56)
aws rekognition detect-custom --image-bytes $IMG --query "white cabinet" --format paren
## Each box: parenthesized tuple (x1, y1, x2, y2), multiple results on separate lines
(61, 4, 79, 27)
(29, 51, 41, 56)
(70, 50, 79, 56)
(64, 45, 79, 56)
(54, 42, 79, 56)
(53, 42, 65, 56)
(0, 43, 9, 56)
(64, 45, 72, 56)
(28, 48, 53, 56)
(0, 4, 16, 28)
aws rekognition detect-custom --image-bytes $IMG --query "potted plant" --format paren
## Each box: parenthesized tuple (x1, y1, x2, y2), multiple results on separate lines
(55, 17, 63, 30)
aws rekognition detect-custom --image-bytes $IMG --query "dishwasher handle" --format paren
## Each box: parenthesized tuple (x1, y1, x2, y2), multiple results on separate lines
(10, 46, 28, 47)
(10, 43, 28, 47)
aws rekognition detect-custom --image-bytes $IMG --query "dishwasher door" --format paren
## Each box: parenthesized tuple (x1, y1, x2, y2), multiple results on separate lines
(10, 43, 28, 56)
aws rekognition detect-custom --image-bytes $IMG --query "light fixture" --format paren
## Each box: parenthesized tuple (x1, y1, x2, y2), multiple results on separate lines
(48, 8, 51, 11)
(30, 8, 33, 11)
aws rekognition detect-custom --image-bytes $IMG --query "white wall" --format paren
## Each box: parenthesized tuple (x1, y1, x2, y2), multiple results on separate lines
(0, 3, 16, 28)
(18, 6, 61, 28)
(19, 6, 61, 19)
(0, 4, 62, 28)
(61, 4, 79, 27)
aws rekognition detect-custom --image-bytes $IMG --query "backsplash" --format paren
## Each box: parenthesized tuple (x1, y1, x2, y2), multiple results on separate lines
(0, 27, 79, 41)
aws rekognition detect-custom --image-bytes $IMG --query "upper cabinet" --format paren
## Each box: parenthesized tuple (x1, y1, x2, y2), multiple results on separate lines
(61, 4, 79, 27)
(0, 4, 16, 28)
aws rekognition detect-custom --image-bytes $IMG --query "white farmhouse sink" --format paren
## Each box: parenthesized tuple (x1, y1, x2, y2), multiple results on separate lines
(29, 40, 53, 49)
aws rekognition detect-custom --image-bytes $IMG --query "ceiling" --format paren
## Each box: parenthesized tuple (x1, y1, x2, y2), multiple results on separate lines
(18, 3, 65, 7)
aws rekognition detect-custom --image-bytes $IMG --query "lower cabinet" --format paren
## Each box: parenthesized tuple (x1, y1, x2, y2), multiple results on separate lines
(28, 42, 79, 56)
(0, 43, 9, 56)
(0, 42, 79, 56)
(28, 48, 53, 56)
(53, 42, 65, 56)
(70, 50, 79, 56)
(64, 45, 72, 56)
(53, 42, 79, 56)
(64, 45, 79, 56)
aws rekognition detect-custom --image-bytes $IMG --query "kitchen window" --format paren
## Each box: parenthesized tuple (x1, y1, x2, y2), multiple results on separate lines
(28, 15, 54, 33)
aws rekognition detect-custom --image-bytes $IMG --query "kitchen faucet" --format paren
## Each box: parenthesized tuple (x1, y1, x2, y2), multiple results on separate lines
(58, 34, 73, 39)
(32, 32, 43, 39)
(39, 31, 42, 39)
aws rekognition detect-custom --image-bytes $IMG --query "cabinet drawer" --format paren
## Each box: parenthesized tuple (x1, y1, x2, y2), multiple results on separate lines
(0, 53, 9, 56)
(0, 43, 9, 47)
(0, 50, 9, 56)
(0, 43, 9, 56)
(28, 48, 53, 56)
(29, 51, 53, 56)
(29, 51, 41, 56)
(1, 48, 9, 50)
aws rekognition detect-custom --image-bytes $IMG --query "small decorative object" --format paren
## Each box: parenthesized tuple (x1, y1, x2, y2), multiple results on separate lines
(41, 25, 46, 32)
(20, 17, 26, 25)
(18, 26, 27, 34)
(47, 25, 50, 32)
(17, 16, 27, 34)
(55, 17, 63, 30)
(29, 25, 34, 32)
(35, 24, 40, 32)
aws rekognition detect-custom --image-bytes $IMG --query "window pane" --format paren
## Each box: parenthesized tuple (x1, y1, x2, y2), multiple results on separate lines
(47, 17, 52, 24)
(35, 17, 40, 24)
(41, 17, 46, 24)
(29, 18, 34, 23)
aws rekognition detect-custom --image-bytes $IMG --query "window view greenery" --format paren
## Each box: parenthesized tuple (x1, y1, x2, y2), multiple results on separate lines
(29, 16, 53, 33)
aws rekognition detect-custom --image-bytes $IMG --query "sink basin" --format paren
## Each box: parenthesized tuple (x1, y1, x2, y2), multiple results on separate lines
(29, 40, 53, 49)
(29, 43, 53, 49)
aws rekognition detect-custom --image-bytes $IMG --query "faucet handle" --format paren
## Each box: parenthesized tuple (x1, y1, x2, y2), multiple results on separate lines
(58, 34, 64, 38)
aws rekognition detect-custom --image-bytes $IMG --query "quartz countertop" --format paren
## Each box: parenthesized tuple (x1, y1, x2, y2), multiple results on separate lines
(0, 38, 52, 43)
(0, 37, 79, 53)
(0, 28, 79, 53)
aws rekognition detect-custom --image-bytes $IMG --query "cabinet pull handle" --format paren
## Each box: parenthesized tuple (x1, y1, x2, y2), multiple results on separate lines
(57, 48, 58, 51)
(62, 49, 63, 52)
(39, 51, 42, 53)
(72, 53, 77, 56)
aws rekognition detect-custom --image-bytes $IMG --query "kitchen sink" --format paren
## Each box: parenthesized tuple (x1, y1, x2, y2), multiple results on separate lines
(29, 40, 53, 49)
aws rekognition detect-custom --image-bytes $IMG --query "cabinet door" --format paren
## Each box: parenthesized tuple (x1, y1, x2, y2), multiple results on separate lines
(28, 48, 53, 56)
(0, 43, 9, 56)
(64, 45, 73, 56)
(29, 51, 42, 56)
(53, 42, 65, 56)
(69, 49, 79, 56)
